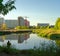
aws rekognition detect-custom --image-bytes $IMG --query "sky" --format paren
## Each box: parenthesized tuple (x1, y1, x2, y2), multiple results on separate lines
(2, 0, 60, 26)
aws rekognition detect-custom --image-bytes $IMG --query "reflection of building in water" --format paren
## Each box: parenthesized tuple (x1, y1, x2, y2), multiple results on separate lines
(24, 33, 30, 40)
(18, 33, 30, 43)
(18, 34, 25, 43)
(0, 33, 30, 43)
(5, 34, 18, 40)
(0, 35, 5, 42)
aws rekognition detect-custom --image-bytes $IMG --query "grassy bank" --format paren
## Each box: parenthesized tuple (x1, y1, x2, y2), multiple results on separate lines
(33, 29, 60, 38)
(0, 45, 60, 56)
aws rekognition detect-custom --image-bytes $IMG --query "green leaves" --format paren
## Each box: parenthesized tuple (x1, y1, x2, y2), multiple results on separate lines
(0, 0, 16, 15)
(55, 18, 60, 29)
(0, 0, 3, 3)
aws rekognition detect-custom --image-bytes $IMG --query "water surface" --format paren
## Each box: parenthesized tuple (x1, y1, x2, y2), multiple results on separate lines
(0, 33, 58, 50)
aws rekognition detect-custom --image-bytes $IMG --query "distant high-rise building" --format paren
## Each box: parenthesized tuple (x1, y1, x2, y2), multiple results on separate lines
(18, 16, 25, 26)
(5, 20, 18, 28)
(0, 17, 4, 28)
(27, 21, 30, 27)
(24, 19, 30, 27)
(0, 17, 4, 24)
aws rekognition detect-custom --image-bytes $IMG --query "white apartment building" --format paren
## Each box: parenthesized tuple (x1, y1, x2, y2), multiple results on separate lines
(5, 20, 18, 29)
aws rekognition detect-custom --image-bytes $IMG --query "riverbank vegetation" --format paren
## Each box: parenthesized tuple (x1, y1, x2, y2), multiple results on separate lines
(33, 28, 60, 38)
(0, 45, 60, 56)
(33, 18, 60, 39)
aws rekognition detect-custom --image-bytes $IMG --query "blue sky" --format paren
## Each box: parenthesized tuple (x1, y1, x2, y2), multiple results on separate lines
(2, 0, 60, 26)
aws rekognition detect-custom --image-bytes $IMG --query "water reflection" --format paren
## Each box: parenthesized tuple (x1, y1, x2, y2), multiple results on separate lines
(0, 33, 57, 50)
(0, 35, 5, 42)
(18, 33, 29, 43)
(50, 37, 60, 47)
(1, 33, 30, 43)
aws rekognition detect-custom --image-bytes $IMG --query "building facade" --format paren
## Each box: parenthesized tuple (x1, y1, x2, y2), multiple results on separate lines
(5, 20, 18, 29)
(37, 23, 49, 28)
(24, 19, 30, 27)
(18, 16, 25, 26)
(5, 16, 30, 29)
(0, 17, 4, 28)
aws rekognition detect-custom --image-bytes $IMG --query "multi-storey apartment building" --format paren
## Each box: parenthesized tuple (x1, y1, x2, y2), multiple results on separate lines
(5, 20, 18, 29)
(18, 16, 25, 26)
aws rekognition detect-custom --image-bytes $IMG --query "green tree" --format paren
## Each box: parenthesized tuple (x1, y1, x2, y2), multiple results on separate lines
(55, 18, 60, 29)
(15, 26, 21, 30)
(0, 0, 16, 15)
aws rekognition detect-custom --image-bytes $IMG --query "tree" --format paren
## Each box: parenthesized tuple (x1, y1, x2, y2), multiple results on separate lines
(55, 18, 60, 29)
(0, 0, 16, 15)
(15, 26, 21, 30)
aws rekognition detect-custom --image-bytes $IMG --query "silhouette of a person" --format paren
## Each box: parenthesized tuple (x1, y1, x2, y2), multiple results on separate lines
(7, 41, 11, 48)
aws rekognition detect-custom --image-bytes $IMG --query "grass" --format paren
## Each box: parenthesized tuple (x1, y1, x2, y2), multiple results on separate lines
(0, 46, 19, 54)
(33, 28, 60, 38)
(0, 44, 60, 56)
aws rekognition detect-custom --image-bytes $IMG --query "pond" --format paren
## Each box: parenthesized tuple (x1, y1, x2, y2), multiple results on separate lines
(0, 33, 59, 50)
